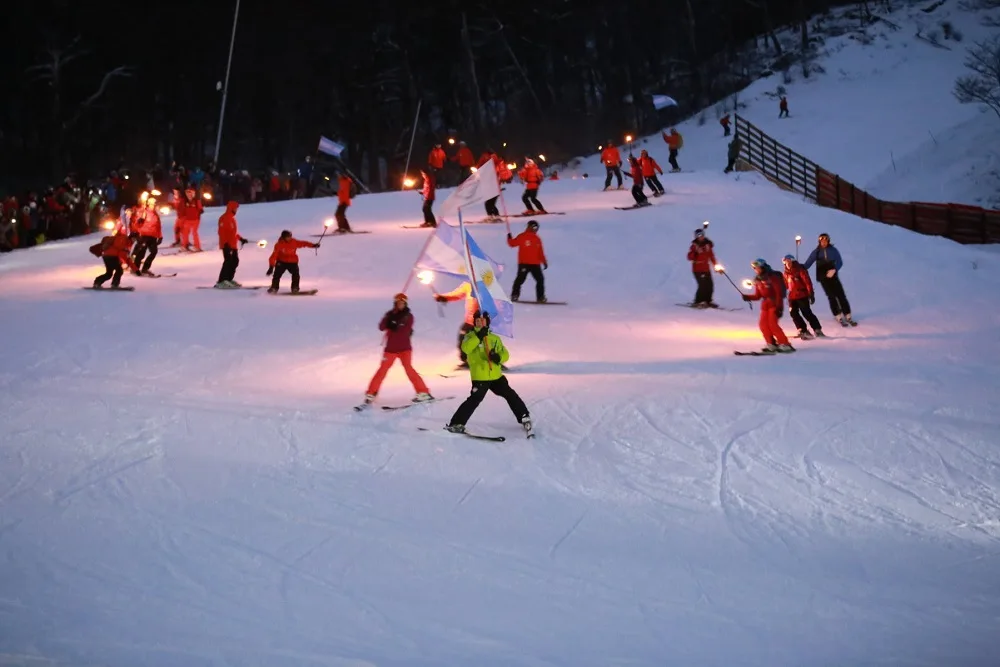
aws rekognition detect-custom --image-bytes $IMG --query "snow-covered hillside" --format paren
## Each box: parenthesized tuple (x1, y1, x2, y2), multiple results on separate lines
(2, 173, 999, 666)
(559, 0, 1000, 207)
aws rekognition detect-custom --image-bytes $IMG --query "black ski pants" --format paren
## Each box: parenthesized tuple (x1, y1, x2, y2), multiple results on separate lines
(335, 203, 351, 231)
(632, 184, 648, 205)
(95, 256, 124, 287)
(645, 174, 664, 194)
(604, 165, 622, 188)
(271, 261, 301, 291)
(693, 271, 713, 304)
(219, 246, 240, 283)
(484, 196, 500, 217)
(522, 188, 543, 211)
(422, 199, 436, 226)
(449, 376, 529, 427)
(132, 235, 159, 272)
(668, 149, 679, 170)
(511, 263, 545, 301)
(789, 297, 822, 332)
(818, 275, 851, 317)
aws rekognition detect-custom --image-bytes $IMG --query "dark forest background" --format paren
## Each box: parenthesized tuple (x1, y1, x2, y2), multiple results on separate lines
(2, 0, 877, 192)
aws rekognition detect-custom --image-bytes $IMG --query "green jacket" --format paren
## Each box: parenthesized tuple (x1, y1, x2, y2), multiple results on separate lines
(460, 327, 510, 381)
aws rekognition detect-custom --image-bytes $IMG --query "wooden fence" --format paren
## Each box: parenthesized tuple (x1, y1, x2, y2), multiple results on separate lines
(733, 114, 1000, 244)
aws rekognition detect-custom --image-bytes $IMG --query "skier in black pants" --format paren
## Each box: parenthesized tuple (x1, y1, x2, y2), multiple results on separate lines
(781, 254, 825, 339)
(507, 220, 547, 303)
(446, 311, 532, 437)
(802, 233, 856, 326)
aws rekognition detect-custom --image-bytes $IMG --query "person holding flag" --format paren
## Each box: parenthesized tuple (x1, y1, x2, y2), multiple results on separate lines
(445, 310, 532, 437)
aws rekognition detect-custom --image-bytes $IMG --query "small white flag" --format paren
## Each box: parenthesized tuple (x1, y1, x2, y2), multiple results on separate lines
(652, 95, 678, 110)
(439, 158, 501, 218)
(317, 136, 344, 157)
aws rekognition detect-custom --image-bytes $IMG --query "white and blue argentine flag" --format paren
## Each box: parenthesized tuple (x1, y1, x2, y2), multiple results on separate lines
(460, 215, 515, 338)
(317, 136, 345, 157)
(413, 222, 514, 337)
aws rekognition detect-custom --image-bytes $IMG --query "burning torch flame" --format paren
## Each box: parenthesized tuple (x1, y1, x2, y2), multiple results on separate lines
(159, 206, 170, 214)
(703, 220, 710, 227)
(140, 191, 149, 202)
(625, 135, 633, 142)
(257, 239, 267, 248)
(470, 166, 478, 173)
(598, 145, 603, 151)
(714, 264, 725, 273)
(417, 270, 434, 285)
(324, 218, 334, 228)
(101, 220, 115, 230)
(448, 138, 456, 145)
(151, 189, 162, 197)
(795, 235, 802, 242)
(507, 163, 516, 170)
(742, 279, 754, 290)
(202, 192, 212, 200)
(403, 177, 415, 188)
(538, 154, 546, 162)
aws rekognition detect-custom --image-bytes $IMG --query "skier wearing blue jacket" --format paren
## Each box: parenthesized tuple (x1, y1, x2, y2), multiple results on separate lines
(802, 233, 856, 326)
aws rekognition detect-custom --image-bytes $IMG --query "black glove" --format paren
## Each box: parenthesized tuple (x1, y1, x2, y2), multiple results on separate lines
(809, 294, 815, 305)
(489, 351, 502, 364)
(156, 237, 163, 246)
(266, 266, 273, 276)
(506, 233, 512, 240)
(385, 318, 398, 330)
(543, 262, 548, 270)
(475, 327, 488, 340)
(742, 294, 752, 302)
(239, 237, 248, 247)
(313, 243, 320, 248)
(777, 309, 783, 319)
(435, 294, 448, 303)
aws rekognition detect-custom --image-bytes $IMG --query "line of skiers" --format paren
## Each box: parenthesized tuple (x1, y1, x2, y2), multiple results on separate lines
(688, 229, 856, 352)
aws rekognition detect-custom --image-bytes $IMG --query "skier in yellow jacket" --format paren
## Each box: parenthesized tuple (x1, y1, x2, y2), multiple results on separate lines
(446, 310, 532, 436)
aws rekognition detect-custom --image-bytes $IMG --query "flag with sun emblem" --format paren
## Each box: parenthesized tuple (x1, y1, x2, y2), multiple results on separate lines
(457, 210, 514, 338)
(413, 222, 504, 280)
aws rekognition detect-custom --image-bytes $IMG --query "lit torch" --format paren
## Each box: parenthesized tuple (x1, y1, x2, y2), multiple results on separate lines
(258, 239, 267, 248)
(403, 177, 415, 188)
(101, 220, 115, 230)
(795, 234, 801, 261)
(202, 192, 212, 200)
(417, 270, 434, 285)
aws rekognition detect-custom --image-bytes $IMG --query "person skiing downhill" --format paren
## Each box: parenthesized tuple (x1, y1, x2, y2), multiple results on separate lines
(781, 254, 824, 339)
(266, 230, 319, 293)
(507, 220, 548, 302)
(742, 258, 794, 353)
(687, 228, 717, 307)
(216, 200, 248, 288)
(130, 196, 163, 275)
(518, 158, 545, 214)
(802, 233, 856, 327)
(446, 310, 532, 436)
(361, 292, 434, 408)
(93, 229, 138, 288)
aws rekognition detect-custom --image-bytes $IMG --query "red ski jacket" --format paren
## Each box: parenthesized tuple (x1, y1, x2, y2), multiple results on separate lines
(783, 261, 814, 301)
(507, 230, 547, 266)
(380, 307, 415, 353)
(687, 239, 717, 273)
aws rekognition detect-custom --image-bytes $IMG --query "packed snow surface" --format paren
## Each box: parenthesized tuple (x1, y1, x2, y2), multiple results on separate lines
(2, 170, 1000, 666)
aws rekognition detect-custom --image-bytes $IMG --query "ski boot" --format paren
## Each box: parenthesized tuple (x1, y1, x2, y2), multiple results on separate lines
(412, 393, 434, 403)
(777, 344, 796, 353)
(445, 424, 466, 434)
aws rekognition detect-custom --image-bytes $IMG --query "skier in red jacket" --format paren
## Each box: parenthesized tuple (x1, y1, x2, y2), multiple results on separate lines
(782, 254, 824, 339)
(507, 220, 548, 302)
(266, 230, 319, 293)
(93, 231, 138, 288)
(686, 228, 717, 307)
(216, 200, 248, 288)
(742, 259, 794, 353)
(361, 293, 434, 407)
(130, 197, 163, 275)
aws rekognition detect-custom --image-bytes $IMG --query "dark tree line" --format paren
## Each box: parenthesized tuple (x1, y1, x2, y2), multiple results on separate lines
(1, 0, 862, 193)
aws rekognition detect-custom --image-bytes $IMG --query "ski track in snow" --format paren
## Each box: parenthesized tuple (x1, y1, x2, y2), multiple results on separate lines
(4, 6, 1000, 661)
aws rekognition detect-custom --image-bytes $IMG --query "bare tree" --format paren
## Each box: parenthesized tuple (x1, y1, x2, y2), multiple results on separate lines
(26, 36, 133, 173)
(954, 36, 1000, 120)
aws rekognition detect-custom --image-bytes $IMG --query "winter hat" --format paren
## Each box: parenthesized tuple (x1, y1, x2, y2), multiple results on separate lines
(394, 292, 408, 303)
(694, 228, 704, 237)
(527, 220, 539, 231)
(782, 254, 795, 262)
(750, 258, 769, 270)
(280, 230, 292, 238)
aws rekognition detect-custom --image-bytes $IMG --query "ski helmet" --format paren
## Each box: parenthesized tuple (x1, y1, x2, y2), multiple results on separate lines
(527, 220, 539, 231)
(473, 309, 491, 325)
(280, 230, 292, 238)
(782, 254, 795, 262)
(694, 228, 704, 237)
(750, 258, 769, 270)
(818, 233, 830, 243)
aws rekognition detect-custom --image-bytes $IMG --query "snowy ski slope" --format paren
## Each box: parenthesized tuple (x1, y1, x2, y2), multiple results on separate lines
(2, 170, 1000, 666)
(557, 0, 1000, 207)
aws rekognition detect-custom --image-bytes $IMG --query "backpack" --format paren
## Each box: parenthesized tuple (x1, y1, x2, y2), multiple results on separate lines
(676, 132, 684, 149)
(89, 235, 114, 257)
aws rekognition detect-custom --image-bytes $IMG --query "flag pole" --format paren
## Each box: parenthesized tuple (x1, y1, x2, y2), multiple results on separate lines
(457, 208, 484, 311)
(400, 223, 438, 293)
(401, 100, 422, 191)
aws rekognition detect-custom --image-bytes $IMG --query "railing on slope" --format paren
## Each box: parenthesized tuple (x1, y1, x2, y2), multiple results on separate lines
(733, 114, 1000, 244)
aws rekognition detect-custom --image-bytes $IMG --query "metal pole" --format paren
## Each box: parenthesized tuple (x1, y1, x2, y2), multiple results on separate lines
(213, 0, 241, 164)
(401, 100, 422, 190)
